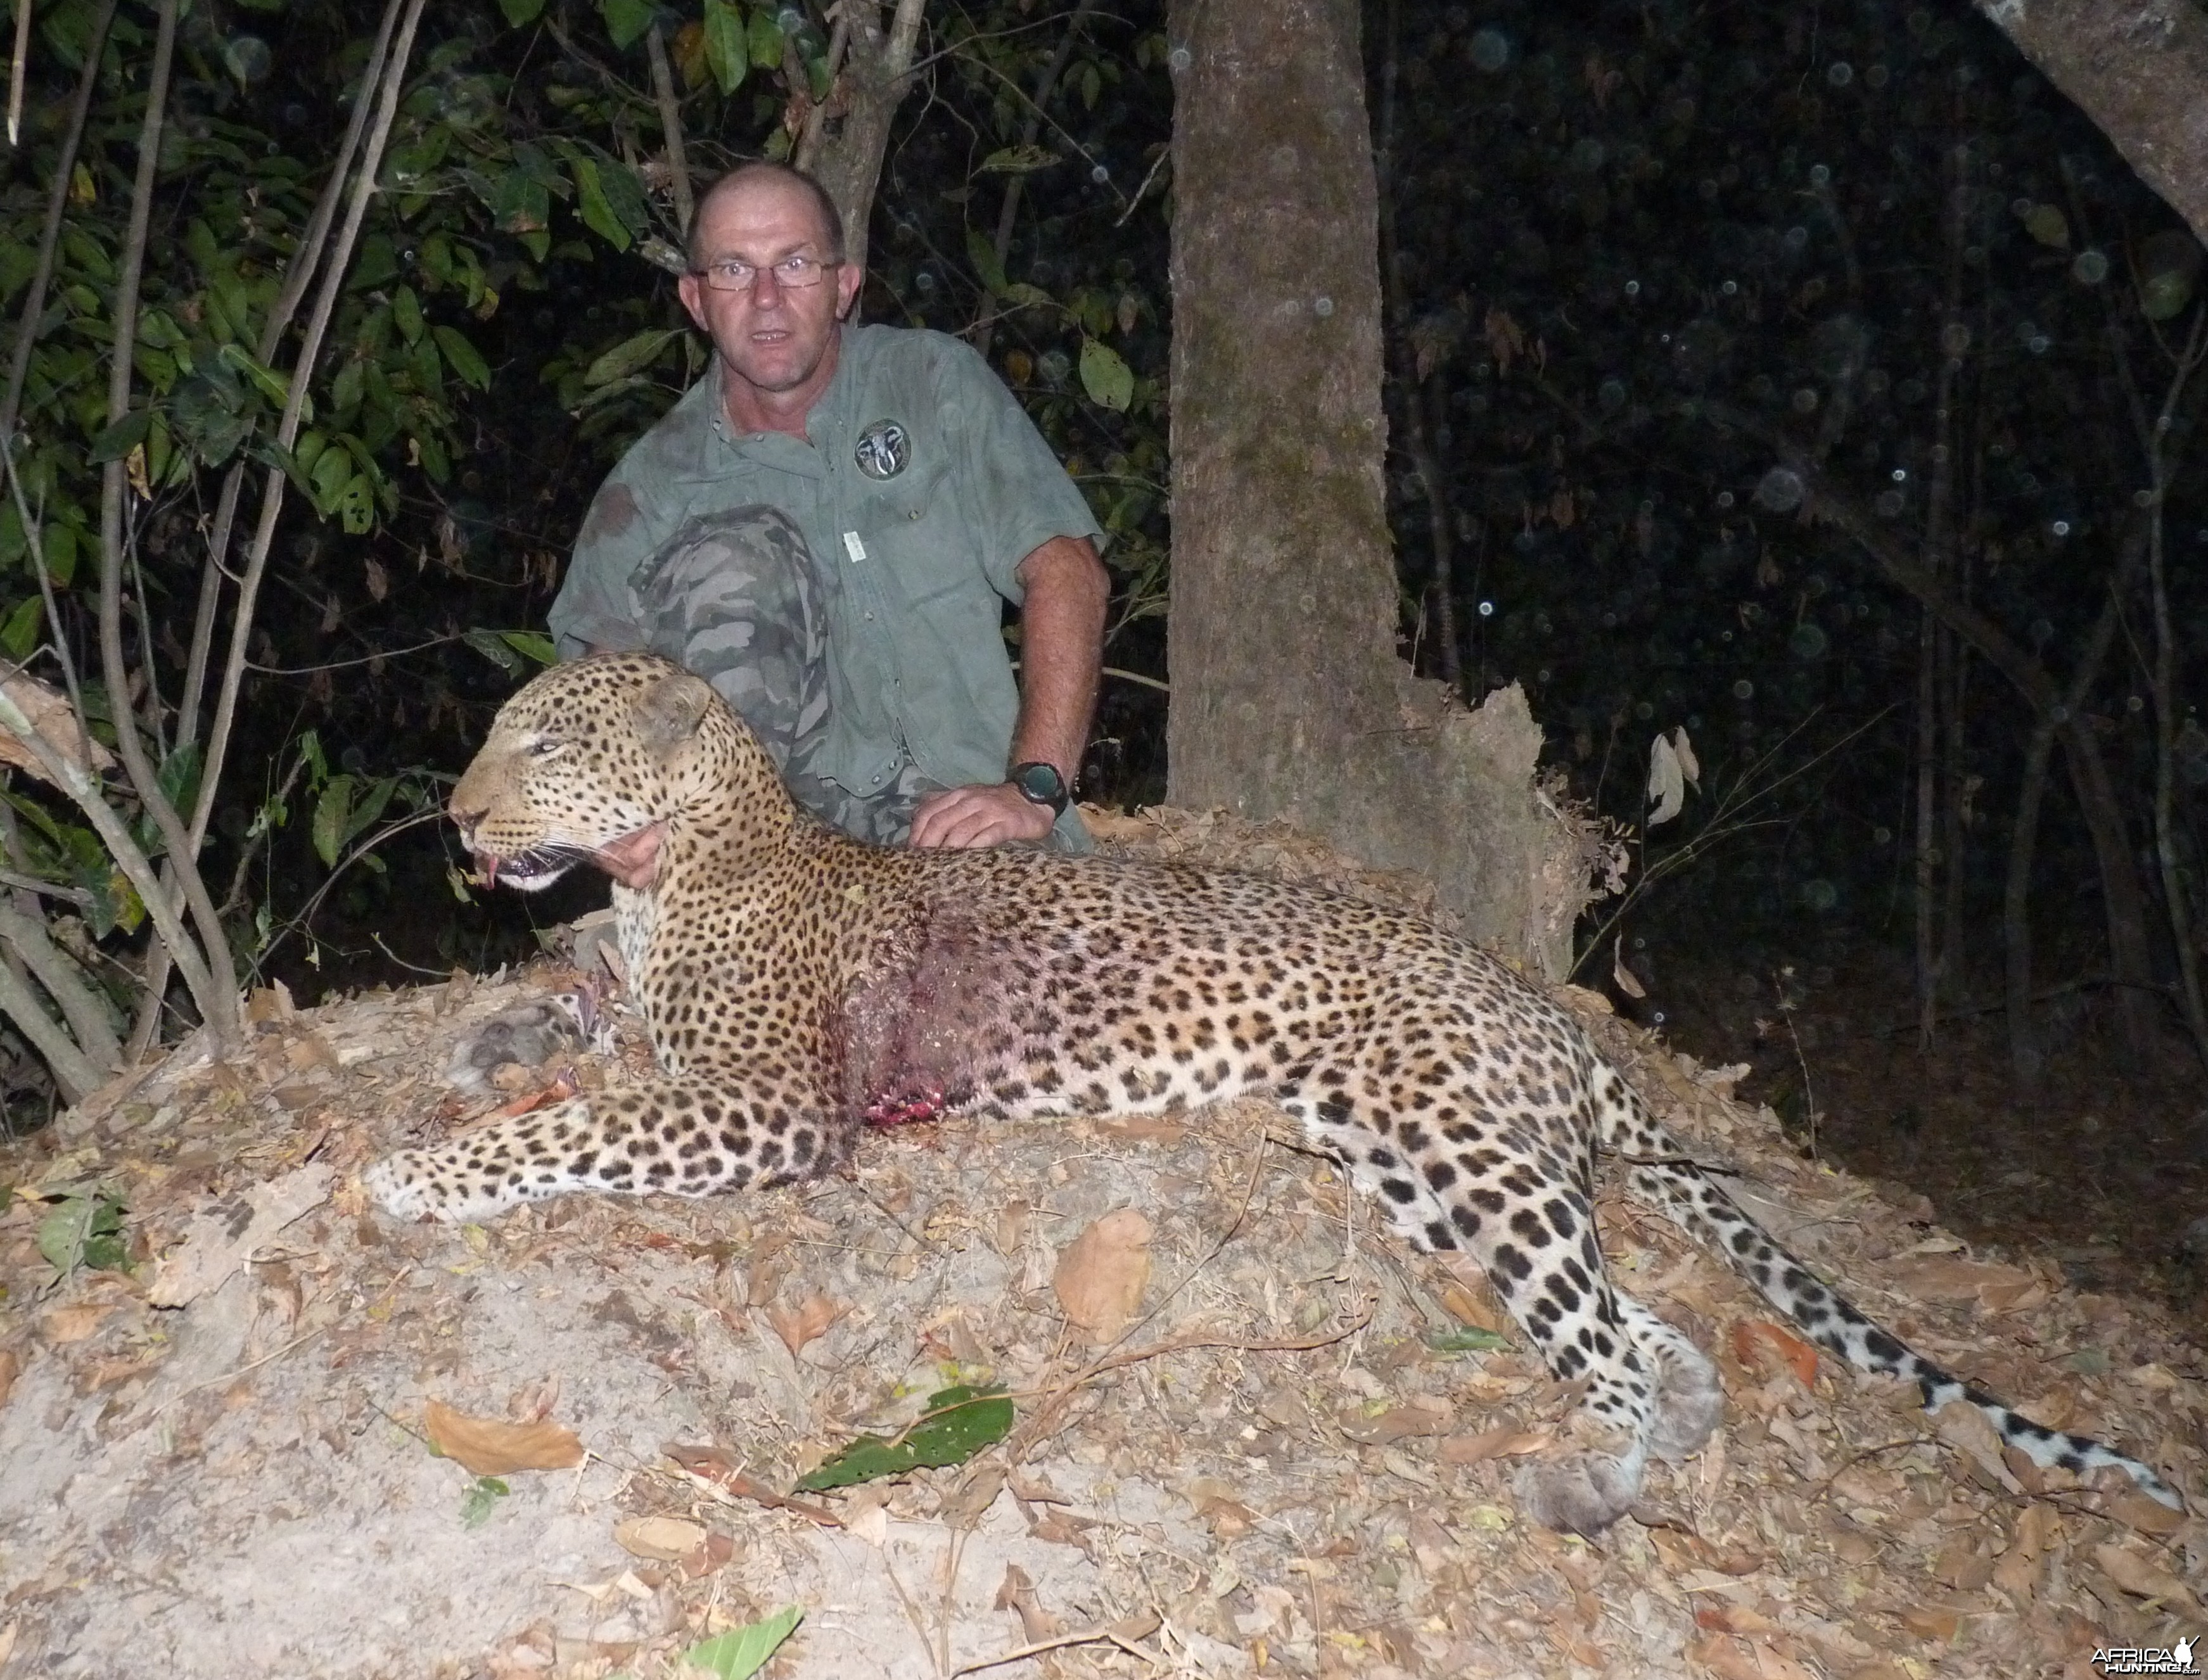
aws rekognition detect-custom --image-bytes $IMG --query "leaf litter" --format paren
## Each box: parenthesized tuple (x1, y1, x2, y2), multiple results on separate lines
(0, 808, 2199, 1676)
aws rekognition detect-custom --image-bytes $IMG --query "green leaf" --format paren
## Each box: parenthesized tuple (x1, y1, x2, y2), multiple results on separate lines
(966, 228, 1007, 296)
(87, 409, 151, 464)
(492, 170, 552, 236)
(0, 597, 44, 662)
(37, 1193, 126, 1276)
(310, 445, 352, 512)
(679, 1607, 804, 1680)
(498, 0, 547, 24)
(345, 776, 399, 850)
(583, 328, 680, 387)
(335, 474, 376, 535)
(600, 0, 653, 49)
(459, 1475, 511, 1528)
(796, 1385, 1014, 1491)
(41, 523, 77, 587)
(746, 4, 784, 68)
(978, 144, 1058, 175)
(217, 343, 297, 412)
(997, 283, 1056, 312)
(500, 630, 558, 666)
(156, 741, 203, 824)
(312, 773, 355, 868)
(1078, 338, 1133, 412)
(331, 360, 364, 416)
(703, 0, 746, 94)
(1426, 1326, 1511, 1354)
(465, 627, 524, 674)
(410, 333, 444, 399)
(392, 284, 425, 345)
(570, 156, 631, 252)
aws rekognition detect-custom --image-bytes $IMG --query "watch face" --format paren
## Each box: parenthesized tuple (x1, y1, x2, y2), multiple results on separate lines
(1012, 762, 1066, 809)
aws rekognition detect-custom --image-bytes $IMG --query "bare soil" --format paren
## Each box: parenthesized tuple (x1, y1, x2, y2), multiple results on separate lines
(0, 815, 2203, 1680)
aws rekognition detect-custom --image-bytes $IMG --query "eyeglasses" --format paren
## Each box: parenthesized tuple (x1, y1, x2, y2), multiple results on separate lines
(692, 253, 839, 293)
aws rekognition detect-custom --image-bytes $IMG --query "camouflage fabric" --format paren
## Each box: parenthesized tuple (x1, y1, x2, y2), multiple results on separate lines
(629, 506, 941, 846)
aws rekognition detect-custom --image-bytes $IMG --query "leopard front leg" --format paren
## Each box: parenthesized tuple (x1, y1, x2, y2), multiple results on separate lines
(365, 1081, 851, 1223)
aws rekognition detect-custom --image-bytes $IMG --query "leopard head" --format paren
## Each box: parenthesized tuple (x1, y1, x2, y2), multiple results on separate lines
(449, 651, 789, 891)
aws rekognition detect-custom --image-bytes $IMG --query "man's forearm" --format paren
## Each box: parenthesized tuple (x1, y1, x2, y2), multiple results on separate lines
(1009, 534, 1108, 783)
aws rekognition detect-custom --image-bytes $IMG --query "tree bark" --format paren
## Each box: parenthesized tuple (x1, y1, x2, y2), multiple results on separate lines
(1972, 0, 2208, 250)
(796, 0, 927, 281)
(1164, 0, 1588, 974)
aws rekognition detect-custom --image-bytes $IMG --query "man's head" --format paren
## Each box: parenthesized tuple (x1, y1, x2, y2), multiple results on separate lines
(678, 163, 864, 407)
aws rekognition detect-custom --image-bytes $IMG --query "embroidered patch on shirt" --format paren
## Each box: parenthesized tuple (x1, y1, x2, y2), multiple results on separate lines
(854, 419, 912, 480)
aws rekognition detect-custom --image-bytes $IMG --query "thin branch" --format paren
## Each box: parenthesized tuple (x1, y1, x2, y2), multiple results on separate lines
(192, 0, 429, 910)
(0, 684, 218, 1020)
(644, 24, 694, 236)
(0, 0, 118, 442)
(0, 901, 120, 1069)
(98, 0, 239, 1047)
(0, 945, 105, 1102)
(177, 0, 405, 758)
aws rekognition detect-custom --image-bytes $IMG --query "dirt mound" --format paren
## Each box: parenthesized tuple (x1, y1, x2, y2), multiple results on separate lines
(1, 836, 2203, 1677)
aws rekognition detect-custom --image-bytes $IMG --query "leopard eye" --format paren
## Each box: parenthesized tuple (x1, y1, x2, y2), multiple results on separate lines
(527, 737, 567, 758)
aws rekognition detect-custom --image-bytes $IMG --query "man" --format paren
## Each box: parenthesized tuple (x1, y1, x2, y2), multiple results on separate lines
(547, 162, 1109, 851)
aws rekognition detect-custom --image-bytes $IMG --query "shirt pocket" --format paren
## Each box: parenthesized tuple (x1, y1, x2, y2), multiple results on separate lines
(855, 461, 975, 606)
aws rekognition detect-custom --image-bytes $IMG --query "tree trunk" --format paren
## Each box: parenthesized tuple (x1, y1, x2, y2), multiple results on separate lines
(1971, 0, 2208, 251)
(1164, 0, 1588, 974)
(796, 0, 926, 281)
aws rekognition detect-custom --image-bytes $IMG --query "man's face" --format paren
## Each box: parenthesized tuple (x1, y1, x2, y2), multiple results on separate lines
(677, 177, 863, 402)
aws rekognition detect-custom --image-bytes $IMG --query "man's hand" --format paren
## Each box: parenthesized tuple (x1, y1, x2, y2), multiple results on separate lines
(909, 782, 1057, 849)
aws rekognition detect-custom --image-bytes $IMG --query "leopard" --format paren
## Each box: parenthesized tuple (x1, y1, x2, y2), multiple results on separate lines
(364, 652, 2181, 1534)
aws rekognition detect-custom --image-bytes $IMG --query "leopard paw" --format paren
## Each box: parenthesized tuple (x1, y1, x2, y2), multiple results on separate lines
(445, 992, 614, 1095)
(1645, 1346, 1725, 1463)
(1516, 1441, 1647, 1535)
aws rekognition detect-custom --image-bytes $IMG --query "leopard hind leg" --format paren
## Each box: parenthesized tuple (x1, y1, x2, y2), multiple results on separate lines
(1281, 1079, 1662, 1533)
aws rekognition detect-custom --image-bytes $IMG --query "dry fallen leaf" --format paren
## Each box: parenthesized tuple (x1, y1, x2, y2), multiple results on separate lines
(1730, 1320, 1819, 1389)
(995, 1561, 1064, 1643)
(1899, 1605, 1964, 1643)
(1437, 1427, 1548, 1465)
(423, 1398, 585, 1475)
(2096, 1482, 2188, 1537)
(767, 1292, 846, 1356)
(39, 1302, 115, 1344)
(1930, 1399, 2024, 1494)
(0, 666, 115, 786)
(613, 1515, 708, 1561)
(1052, 1207, 1153, 1344)
(2093, 1541, 2204, 1615)
(0, 1347, 18, 1411)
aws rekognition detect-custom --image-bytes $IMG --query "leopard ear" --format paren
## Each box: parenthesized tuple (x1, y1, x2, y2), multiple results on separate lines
(633, 671, 716, 758)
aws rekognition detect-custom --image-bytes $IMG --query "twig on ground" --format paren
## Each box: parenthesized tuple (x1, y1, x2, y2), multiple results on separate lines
(948, 1611, 1164, 1676)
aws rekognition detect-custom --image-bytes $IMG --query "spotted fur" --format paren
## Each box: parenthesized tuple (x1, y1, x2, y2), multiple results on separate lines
(364, 653, 2181, 1532)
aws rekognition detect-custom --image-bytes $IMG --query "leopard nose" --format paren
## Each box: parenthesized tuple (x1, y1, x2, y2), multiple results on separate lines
(449, 799, 485, 840)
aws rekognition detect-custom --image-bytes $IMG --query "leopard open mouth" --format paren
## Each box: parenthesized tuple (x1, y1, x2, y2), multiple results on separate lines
(471, 846, 586, 893)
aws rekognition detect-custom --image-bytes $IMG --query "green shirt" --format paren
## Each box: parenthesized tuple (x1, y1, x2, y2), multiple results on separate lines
(548, 323, 1103, 841)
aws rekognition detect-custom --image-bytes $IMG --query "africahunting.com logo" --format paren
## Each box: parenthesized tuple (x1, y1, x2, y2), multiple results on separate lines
(2093, 1638, 2199, 1677)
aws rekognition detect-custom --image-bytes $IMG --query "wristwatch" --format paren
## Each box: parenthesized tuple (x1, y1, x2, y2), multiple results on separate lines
(1008, 761, 1070, 817)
